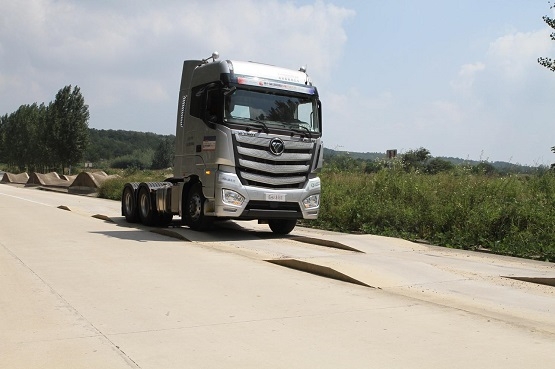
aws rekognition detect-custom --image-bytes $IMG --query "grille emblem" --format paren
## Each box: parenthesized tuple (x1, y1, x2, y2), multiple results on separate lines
(269, 138, 285, 155)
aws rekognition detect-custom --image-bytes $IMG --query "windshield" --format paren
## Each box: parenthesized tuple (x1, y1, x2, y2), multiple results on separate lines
(224, 88, 320, 134)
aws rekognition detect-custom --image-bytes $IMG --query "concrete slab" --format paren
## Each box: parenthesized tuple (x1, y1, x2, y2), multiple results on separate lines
(0, 243, 139, 369)
(69, 171, 118, 194)
(1, 184, 555, 368)
(1, 171, 29, 184)
(26, 172, 68, 187)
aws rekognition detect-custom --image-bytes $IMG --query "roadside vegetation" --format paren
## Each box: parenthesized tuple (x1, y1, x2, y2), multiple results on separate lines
(308, 153, 555, 262)
(0, 116, 175, 175)
(85, 129, 175, 170)
(0, 85, 89, 174)
(91, 147, 555, 263)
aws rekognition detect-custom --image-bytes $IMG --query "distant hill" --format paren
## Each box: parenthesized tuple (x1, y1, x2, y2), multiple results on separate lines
(85, 128, 175, 163)
(324, 148, 544, 173)
(323, 148, 384, 161)
(85, 129, 544, 174)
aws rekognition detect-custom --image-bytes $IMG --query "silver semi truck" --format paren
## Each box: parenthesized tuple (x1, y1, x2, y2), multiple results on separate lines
(121, 52, 323, 234)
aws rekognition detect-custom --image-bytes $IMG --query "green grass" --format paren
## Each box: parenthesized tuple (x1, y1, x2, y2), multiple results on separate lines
(98, 166, 555, 261)
(307, 168, 555, 261)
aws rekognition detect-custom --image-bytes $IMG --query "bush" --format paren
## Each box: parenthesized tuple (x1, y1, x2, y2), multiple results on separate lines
(110, 149, 154, 170)
(425, 158, 454, 174)
(308, 167, 555, 261)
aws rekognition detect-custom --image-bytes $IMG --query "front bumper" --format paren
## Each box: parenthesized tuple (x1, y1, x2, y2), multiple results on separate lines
(212, 170, 320, 220)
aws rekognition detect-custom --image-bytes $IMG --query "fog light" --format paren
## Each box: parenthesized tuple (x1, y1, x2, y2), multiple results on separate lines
(222, 189, 245, 206)
(302, 194, 320, 209)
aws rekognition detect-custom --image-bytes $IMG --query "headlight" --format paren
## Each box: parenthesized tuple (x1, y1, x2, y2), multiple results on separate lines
(222, 189, 245, 206)
(302, 194, 320, 209)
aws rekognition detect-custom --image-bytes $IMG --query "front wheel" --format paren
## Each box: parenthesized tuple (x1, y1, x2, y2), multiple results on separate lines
(183, 183, 212, 231)
(268, 219, 297, 235)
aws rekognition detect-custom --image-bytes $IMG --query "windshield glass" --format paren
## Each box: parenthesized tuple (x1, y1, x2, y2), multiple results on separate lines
(224, 88, 320, 133)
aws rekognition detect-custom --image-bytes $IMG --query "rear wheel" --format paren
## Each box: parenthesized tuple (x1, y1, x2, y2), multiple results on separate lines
(122, 186, 138, 223)
(138, 187, 157, 226)
(184, 182, 212, 231)
(268, 219, 297, 235)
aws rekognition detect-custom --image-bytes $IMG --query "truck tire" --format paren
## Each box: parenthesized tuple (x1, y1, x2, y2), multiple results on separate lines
(268, 219, 297, 234)
(122, 186, 139, 223)
(138, 186, 157, 226)
(184, 182, 212, 231)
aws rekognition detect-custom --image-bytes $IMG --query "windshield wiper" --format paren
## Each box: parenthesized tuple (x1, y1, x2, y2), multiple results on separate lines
(245, 118, 270, 133)
(227, 116, 270, 133)
(290, 124, 312, 139)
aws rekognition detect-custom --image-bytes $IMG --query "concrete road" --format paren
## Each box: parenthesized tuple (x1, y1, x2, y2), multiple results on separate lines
(1, 184, 554, 368)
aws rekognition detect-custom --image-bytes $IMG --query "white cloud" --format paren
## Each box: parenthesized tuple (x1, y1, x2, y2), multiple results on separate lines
(451, 62, 485, 94)
(324, 88, 413, 153)
(487, 28, 553, 81)
(443, 27, 555, 165)
(325, 89, 394, 136)
(414, 101, 463, 129)
(0, 0, 354, 133)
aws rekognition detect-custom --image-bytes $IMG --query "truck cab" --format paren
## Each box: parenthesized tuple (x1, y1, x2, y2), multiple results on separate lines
(122, 52, 323, 234)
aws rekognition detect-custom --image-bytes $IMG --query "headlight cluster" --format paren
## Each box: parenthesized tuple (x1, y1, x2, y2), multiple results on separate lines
(302, 194, 320, 209)
(222, 189, 245, 206)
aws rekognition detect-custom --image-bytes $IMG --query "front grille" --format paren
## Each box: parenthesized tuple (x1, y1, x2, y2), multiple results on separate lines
(234, 134, 315, 189)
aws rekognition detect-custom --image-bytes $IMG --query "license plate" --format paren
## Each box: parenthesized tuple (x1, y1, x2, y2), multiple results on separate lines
(265, 193, 286, 202)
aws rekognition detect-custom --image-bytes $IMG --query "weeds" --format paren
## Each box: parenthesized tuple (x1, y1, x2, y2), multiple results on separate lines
(308, 168, 555, 261)
(98, 166, 555, 262)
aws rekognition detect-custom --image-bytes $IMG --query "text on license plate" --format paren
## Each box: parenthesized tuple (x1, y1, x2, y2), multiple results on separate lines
(265, 193, 286, 202)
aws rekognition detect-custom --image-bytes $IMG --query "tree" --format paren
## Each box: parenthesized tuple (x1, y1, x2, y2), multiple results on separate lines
(35, 103, 56, 172)
(539, 6, 555, 168)
(472, 162, 498, 176)
(2, 104, 46, 172)
(151, 137, 174, 169)
(48, 85, 90, 174)
(401, 147, 431, 172)
(538, 4, 555, 71)
(425, 157, 454, 174)
(0, 114, 7, 166)
(325, 152, 362, 172)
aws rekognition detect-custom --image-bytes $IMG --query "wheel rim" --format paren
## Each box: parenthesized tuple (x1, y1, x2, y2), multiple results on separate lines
(188, 193, 202, 221)
(124, 190, 133, 215)
(140, 191, 149, 218)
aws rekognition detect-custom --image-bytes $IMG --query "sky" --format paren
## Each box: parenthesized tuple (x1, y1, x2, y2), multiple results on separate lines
(1, 0, 554, 166)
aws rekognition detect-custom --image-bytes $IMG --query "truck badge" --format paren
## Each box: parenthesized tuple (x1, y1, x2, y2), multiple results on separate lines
(269, 138, 285, 155)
